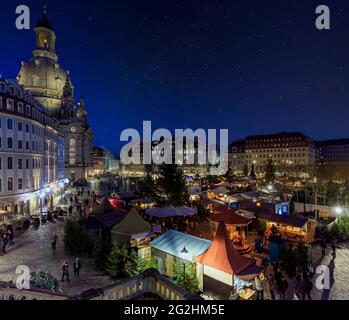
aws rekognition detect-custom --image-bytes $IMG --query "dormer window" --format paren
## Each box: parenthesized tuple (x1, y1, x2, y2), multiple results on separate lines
(32, 75, 39, 87)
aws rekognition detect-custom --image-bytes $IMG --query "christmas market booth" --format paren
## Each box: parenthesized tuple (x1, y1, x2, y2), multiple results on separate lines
(259, 212, 317, 243)
(150, 230, 211, 279)
(80, 198, 127, 242)
(209, 209, 254, 253)
(195, 223, 264, 300)
(129, 197, 155, 210)
(145, 206, 197, 233)
(111, 207, 154, 248)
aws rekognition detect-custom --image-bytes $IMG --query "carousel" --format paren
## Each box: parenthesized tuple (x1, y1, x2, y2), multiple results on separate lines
(209, 209, 254, 254)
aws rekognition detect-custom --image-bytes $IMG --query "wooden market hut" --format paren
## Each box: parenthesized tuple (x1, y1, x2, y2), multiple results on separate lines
(111, 207, 153, 247)
(259, 212, 317, 243)
(195, 222, 263, 299)
(80, 198, 127, 243)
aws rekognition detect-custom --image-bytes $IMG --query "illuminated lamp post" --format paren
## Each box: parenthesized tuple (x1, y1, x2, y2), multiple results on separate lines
(181, 246, 189, 290)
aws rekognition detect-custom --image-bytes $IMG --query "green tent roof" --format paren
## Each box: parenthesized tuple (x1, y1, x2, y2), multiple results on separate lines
(111, 207, 151, 236)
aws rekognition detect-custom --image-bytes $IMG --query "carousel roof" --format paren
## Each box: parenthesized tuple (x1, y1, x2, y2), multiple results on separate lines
(195, 222, 257, 276)
(111, 207, 151, 236)
(146, 206, 197, 218)
(209, 210, 252, 227)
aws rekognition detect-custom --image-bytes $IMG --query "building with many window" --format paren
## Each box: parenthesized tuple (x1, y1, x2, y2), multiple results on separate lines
(229, 132, 316, 176)
(0, 77, 65, 217)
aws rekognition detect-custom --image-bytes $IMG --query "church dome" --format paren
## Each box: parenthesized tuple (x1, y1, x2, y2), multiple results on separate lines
(36, 15, 54, 31)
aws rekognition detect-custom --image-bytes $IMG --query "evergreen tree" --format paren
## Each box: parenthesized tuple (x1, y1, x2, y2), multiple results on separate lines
(243, 164, 249, 177)
(64, 220, 93, 256)
(92, 238, 111, 271)
(264, 158, 276, 183)
(154, 164, 188, 207)
(174, 261, 200, 293)
(249, 163, 256, 178)
(106, 245, 128, 279)
(224, 166, 235, 183)
(125, 249, 157, 277)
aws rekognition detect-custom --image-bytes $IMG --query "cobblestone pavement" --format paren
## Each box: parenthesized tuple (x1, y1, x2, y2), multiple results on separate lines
(0, 220, 111, 297)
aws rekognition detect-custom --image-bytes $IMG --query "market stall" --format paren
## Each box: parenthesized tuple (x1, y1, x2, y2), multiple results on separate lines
(259, 212, 317, 243)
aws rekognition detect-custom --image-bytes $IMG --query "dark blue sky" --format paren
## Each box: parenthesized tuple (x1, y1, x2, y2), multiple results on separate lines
(1, 1, 348, 154)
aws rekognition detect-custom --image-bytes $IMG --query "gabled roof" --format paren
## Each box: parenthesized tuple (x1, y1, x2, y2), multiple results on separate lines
(150, 230, 211, 261)
(111, 208, 151, 236)
(90, 198, 116, 216)
(96, 209, 127, 228)
(195, 223, 255, 276)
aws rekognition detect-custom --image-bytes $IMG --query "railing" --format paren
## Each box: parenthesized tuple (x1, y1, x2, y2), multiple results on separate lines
(90, 269, 202, 301)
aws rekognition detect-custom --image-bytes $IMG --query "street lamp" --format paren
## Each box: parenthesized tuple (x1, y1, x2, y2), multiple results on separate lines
(335, 207, 343, 215)
(181, 246, 189, 290)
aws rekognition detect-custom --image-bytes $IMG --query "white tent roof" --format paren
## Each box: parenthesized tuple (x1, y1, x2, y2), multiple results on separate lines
(146, 206, 197, 218)
(236, 209, 256, 220)
(211, 187, 230, 194)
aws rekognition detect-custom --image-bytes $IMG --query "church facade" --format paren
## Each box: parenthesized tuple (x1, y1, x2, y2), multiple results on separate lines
(17, 13, 94, 181)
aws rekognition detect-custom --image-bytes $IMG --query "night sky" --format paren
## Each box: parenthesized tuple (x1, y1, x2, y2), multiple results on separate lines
(1, 0, 349, 154)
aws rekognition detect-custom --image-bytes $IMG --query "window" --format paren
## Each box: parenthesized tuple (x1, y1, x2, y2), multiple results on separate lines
(18, 122, 23, 131)
(32, 75, 39, 87)
(18, 140, 23, 149)
(8, 178, 13, 191)
(10, 86, 15, 95)
(18, 179, 23, 190)
(18, 102, 24, 113)
(7, 119, 13, 130)
(26, 141, 29, 150)
(0, 82, 5, 93)
(0, 179, 2, 192)
(69, 138, 76, 165)
(7, 138, 13, 149)
(6, 99, 14, 111)
(26, 159, 29, 169)
(8, 157, 13, 170)
(18, 159, 22, 170)
(0, 97, 3, 109)
(26, 124, 29, 132)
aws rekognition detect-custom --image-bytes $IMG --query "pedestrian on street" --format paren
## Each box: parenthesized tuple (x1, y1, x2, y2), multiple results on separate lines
(68, 205, 73, 216)
(320, 239, 327, 257)
(302, 276, 313, 300)
(1, 234, 8, 254)
(61, 261, 70, 282)
(331, 238, 337, 256)
(52, 233, 58, 251)
(73, 258, 82, 279)
(7, 229, 14, 246)
(279, 276, 288, 300)
(268, 274, 276, 300)
(255, 274, 264, 300)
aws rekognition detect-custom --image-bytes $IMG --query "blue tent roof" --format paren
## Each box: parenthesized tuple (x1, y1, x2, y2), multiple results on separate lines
(150, 230, 211, 261)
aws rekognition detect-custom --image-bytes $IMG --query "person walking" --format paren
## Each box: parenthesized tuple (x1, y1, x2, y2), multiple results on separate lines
(331, 238, 337, 256)
(279, 276, 288, 300)
(268, 274, 276, 300)
(1, 234, 8, 254)
(320, 239, 327, 257)
(73, 258, 82, 279)
(302, 276, 313, 300)
(255, 274, 264, 300)
(61, 261, 70, 282)
(51, 233, 58, 251)
(7, 229, 14, 246)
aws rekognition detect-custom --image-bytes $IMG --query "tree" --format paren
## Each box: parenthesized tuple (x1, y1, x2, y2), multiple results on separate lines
(249, 163, 256, 178)
(173, 261, 200, 293)
(154, 164, 188, 207)
(243, 164, 249, 177)
(224, 166, 235, 183)
(92, 238, 111, 271)
(125, 249, 158, 277)
(264, 158, 276, 183)
(139, 174, 155, 198)
(64, 220, 93, 256)
(106, 245, 128, 279)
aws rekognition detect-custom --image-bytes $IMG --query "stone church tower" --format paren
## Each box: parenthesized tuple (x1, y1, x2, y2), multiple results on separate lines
(17, 11, 93, 181)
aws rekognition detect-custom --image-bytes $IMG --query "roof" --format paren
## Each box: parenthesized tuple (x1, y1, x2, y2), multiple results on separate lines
(150, 230, 211, 261)
(146, 206, 197, 218)
(259, 212, 308, 228)
(209, 210, 252, 226)
(96, 209, 127, 228)
(36, 13, 54, 31)
(316, 138, 349, 147)
(90, 198, 116, 216)
(111, 208, 151, 236)
(195, 223, 256, 276)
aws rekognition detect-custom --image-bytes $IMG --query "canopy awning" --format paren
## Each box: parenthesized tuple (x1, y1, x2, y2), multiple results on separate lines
(195, 223, 256, 276)
(111, 208, 151, 236)
(146, 206, 197, 218)
(259, 212, 308, 228)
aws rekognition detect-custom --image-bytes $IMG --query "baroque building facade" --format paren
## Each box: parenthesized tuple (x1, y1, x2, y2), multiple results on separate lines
(0, 77, 65, 219)
(17, 13, 93, 181)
